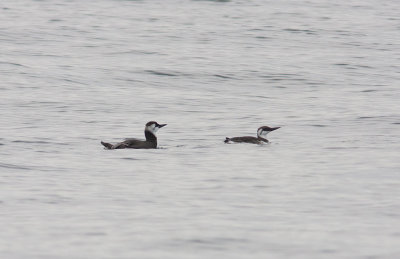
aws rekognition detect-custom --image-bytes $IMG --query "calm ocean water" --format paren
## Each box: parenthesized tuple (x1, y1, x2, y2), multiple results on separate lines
(1, 0, 400, 258)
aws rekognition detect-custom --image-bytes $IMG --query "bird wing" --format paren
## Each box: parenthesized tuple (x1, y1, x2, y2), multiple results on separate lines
(122, 138, 155, 149)
(230, 136, 260, 144)
(122, 138, 143, 147)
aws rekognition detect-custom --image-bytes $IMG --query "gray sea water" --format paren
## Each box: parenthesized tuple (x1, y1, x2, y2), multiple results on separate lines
(1, 0, 400, 258)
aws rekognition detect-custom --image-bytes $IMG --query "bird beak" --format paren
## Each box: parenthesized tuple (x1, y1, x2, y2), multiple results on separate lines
(270, 127, 280, 131)
(158, 124, 167, 128)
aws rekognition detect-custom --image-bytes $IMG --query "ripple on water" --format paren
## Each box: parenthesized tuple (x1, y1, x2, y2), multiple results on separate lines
(283, 28, 317, 35)
(361, 89, 379, 92)
(310, 124, 327, 127)
(186, 237, 249, 246)
(121, 157, 142, 160)
(0, 61, 26, 67)
(213, 74, 237, 79)
(0, 162, 32, 171)
(144, 70, 179, 77)
(12, 140, 69, 146)
(358, 116, 377, 120)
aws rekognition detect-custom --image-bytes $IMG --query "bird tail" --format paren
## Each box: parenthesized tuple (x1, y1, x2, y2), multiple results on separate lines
(224, 137, 230, 143)
(101, 141, 113, 149)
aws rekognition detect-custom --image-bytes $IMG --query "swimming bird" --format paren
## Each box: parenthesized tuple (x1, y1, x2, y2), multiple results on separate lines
(101, 121, 167, 149)
(224, 126, 280, 144)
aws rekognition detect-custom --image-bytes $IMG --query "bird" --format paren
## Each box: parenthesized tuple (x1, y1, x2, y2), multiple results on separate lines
(224, 126, 280, 144)
(101, 121, 167, 149)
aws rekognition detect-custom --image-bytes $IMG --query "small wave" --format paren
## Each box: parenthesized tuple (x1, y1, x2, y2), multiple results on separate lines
(283, 28, 317, 35)
(13, 140, 52, 144)
(173, 145, 186, 148)
(145, 70, 178, 77)
(0, 162, 31, 170)
(245, 95, 272, 99)
(214, 74, 236, 79)
(80, 120, 106, 124)
(187, 236, 248, 245)
(106, 50, 160, 56)
(49, 18, 62, 22)
(260, 73, 303, 81)
(0, 61, 26, 67)
(255, 36, 271, 40)
(253, 185, 270, 189)
(12, 140, 69, 146)
(355, 64, 373, 69)
(63, 78, 87, 85)
(325, 147, 351, 150)
(358, 116, 375, 120)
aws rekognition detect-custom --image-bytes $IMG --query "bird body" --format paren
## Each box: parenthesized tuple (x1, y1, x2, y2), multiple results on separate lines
(101, 121, 166, 149)
(225, 126, 280, 144)
(225, 136, 268, 144)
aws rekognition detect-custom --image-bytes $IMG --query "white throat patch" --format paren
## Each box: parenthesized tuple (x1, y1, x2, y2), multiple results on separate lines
(146, 124, 159, 134)
(257, 128, 269, 137)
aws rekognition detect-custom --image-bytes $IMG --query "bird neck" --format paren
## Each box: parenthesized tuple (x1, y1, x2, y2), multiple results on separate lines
(145, 130, 157, 143)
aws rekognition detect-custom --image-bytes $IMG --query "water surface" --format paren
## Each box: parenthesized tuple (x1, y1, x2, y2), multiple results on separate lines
(1, 0, 400, 258)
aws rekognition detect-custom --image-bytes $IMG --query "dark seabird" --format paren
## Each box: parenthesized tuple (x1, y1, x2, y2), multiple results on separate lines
(101, 121, 167, 149)
(224, 126, 280, 144)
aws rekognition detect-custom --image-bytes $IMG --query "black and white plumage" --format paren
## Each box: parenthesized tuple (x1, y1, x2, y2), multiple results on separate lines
(101, 121, 167, 149)
(224, 126, 280, 144)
